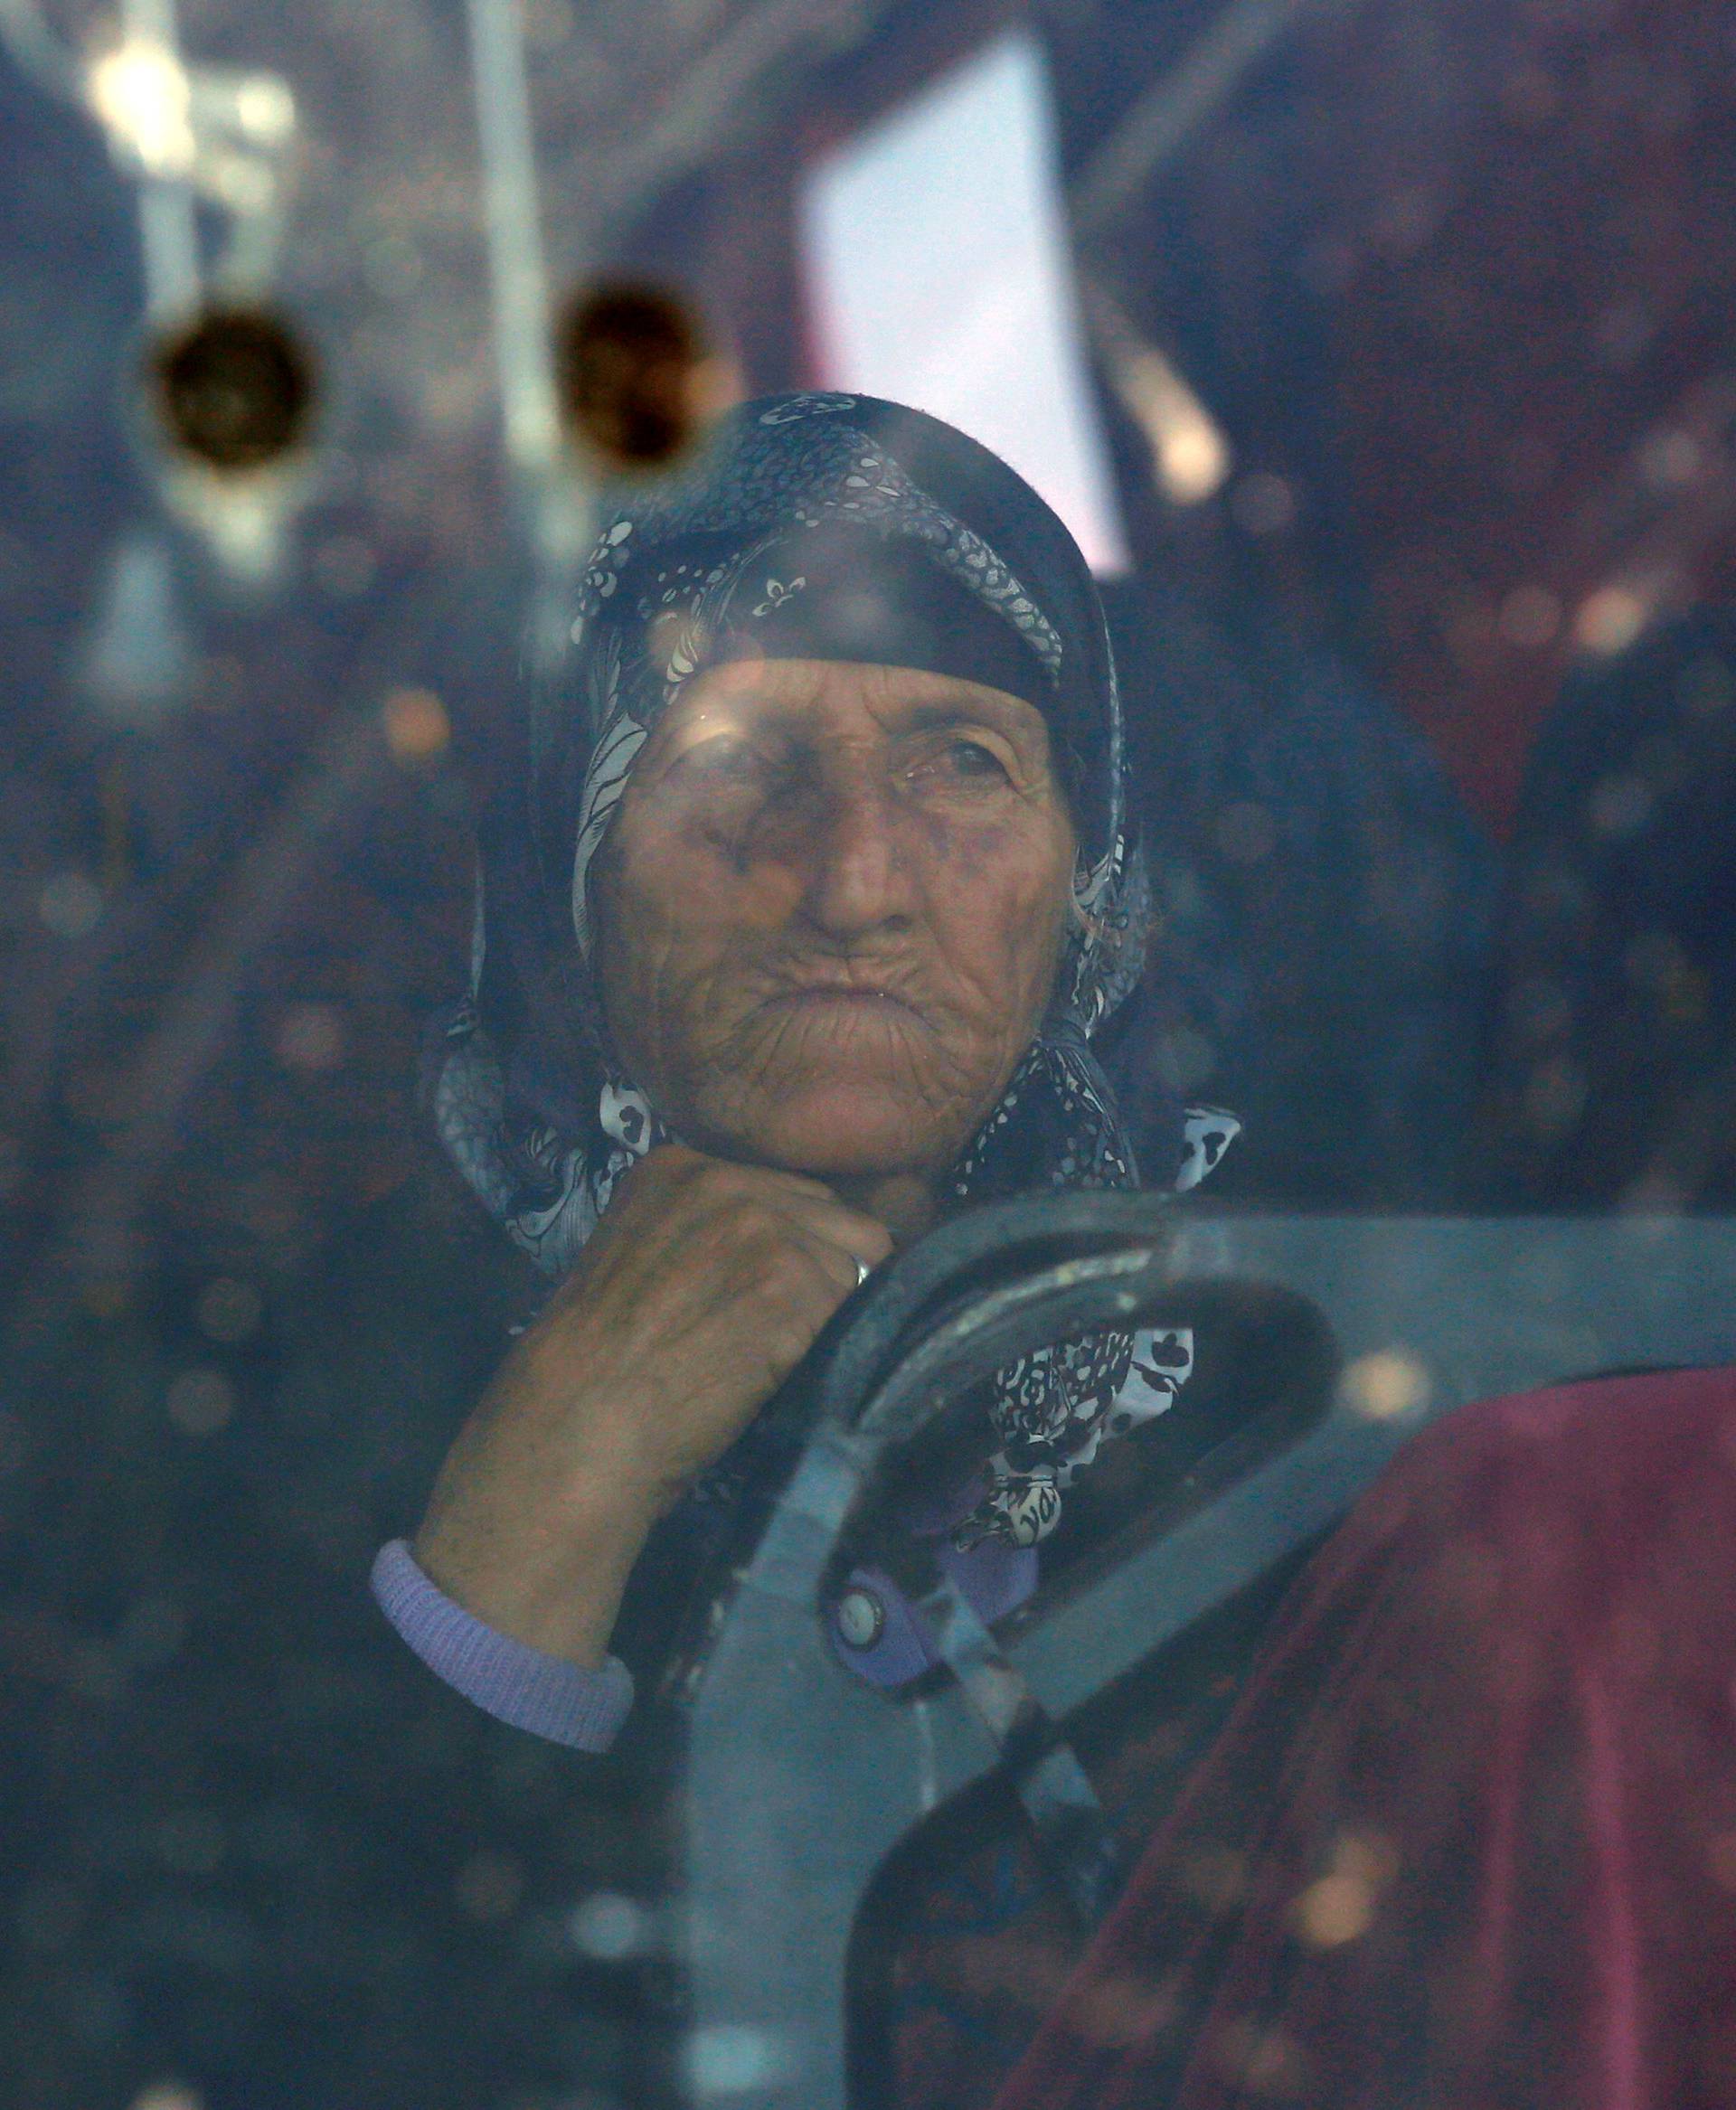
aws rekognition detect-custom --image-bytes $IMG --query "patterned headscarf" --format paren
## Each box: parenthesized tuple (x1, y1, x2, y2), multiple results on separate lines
(433, 391, 1237, 1548)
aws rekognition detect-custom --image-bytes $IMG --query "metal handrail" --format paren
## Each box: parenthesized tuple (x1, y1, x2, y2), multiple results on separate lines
(664, 1208, 1736, 2109)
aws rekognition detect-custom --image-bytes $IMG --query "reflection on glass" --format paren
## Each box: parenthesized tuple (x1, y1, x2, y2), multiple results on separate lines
(5, 1, 1736, 2105)
(146, 306, 316, 473)
(555, 282, 720, 471)
(799, 32, 1129, 575)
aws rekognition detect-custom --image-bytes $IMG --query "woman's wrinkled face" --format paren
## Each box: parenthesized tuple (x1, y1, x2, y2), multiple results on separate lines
(592, 656, 1078, 1182)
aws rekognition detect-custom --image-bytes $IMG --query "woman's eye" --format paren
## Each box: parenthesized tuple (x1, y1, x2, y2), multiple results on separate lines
(918, 739, 1012, 787)
(951, 739, 1005, 775)
(679, 736, 774, 788)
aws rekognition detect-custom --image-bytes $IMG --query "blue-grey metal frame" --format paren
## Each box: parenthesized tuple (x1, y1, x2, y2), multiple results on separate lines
(665, 1207, 1736, 2109)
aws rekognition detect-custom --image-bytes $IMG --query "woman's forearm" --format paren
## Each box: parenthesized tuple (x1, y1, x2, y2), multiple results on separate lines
(411, 1451, 658, 1672)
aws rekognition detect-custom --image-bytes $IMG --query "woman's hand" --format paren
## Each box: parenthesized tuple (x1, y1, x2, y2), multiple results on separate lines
(412, 1144, 893, 1669)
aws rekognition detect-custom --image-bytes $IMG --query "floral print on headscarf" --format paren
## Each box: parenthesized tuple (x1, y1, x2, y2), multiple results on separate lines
(432, 392, 1238, 1550)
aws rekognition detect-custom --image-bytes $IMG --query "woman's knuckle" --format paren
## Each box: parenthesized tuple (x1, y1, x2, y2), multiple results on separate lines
(756, 1239, 808, 1295)
(731, 1192, 779, 1235)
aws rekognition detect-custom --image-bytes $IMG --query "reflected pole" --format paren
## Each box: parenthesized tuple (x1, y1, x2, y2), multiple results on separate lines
(466, 0, 590, 659)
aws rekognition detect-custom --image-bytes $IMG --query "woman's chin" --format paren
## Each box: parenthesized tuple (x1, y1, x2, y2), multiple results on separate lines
(678, 1006, 982, 1178)
(713, 1081, 964, 1183)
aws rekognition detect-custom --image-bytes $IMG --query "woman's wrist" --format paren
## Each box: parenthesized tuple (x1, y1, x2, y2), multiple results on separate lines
(412, 1455, 661, 1672)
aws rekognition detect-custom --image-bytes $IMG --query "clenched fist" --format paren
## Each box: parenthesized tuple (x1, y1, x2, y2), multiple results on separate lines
(413, 1145, 892, 1668)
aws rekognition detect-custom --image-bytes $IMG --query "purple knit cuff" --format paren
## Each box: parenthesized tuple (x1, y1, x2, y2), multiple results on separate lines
(370, 1540, 634, 1753)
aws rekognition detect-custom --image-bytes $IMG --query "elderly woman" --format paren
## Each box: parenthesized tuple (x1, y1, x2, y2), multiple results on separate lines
(370, 391, 1234, 1749)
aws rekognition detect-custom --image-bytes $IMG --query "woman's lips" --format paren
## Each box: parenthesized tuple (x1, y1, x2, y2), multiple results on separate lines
(769, 986, 919, 1011)
(760, 982, 928, 1022)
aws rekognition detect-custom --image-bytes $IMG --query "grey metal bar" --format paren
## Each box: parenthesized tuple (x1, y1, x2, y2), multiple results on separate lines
(674, 1213, 1736, 2110)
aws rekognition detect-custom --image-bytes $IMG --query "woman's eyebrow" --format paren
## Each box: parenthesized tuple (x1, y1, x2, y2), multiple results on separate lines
(897, 700, 1045, 742)
(675, 686, 1048, 749)
(682, 699, 1012, 739)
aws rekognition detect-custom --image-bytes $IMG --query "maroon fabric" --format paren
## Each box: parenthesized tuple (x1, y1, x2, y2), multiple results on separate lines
(988, 1368, 1736, 2110)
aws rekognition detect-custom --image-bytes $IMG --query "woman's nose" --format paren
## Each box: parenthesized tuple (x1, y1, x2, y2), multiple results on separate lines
(795, 769, 919, 937)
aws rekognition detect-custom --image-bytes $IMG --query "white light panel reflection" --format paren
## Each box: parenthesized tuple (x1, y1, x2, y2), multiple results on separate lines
(799, 31, 1130, 576)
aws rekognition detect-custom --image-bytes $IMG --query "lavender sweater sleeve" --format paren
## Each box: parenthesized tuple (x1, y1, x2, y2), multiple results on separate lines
(371, 1540, 635, 1753)
(371, 1502, 1035, 1750)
